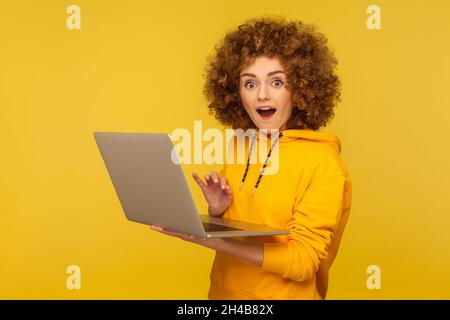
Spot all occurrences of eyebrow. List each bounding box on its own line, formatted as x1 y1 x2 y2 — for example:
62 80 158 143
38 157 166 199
239 70 285 78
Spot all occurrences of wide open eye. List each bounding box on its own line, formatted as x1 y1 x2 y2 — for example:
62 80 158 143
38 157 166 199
272 79 284 87
244 81 256 89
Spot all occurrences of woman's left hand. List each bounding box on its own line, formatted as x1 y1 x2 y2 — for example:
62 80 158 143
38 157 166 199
150 225 221 248
150 225 263 267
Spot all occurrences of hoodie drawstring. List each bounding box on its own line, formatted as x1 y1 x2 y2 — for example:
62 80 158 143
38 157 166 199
239 131 284 197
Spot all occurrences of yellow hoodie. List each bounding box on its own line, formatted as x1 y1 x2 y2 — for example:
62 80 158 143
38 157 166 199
208 129 352 300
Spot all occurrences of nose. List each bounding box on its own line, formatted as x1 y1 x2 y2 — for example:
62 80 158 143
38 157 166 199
257 84 270 101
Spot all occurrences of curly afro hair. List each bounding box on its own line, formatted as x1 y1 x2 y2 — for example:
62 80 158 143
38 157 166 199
203 16 342 131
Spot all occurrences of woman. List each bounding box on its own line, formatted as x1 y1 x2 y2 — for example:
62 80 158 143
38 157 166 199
151 17 352 300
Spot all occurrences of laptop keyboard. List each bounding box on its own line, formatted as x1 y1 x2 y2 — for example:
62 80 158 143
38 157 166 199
202 222 242 232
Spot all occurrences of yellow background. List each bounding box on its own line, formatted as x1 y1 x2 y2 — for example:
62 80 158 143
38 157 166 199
1 0 449 299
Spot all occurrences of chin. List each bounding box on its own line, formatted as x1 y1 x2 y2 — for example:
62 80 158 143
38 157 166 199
252 116 281 130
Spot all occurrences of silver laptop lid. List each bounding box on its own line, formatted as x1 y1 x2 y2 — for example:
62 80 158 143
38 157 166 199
94 132 206 237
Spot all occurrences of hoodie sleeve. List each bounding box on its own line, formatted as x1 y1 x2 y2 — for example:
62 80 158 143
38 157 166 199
261 173 347 282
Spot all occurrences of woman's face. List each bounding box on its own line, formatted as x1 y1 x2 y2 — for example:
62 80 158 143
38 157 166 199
239 56 293 130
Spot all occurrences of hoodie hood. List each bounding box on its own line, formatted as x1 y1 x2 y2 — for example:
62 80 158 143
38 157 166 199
255 129 342 153
280 129 342 153
238 128 342 196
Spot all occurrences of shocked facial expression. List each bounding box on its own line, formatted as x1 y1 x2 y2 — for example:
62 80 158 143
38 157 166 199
239 56 293 131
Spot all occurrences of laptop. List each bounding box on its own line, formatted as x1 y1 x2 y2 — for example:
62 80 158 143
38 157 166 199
93 132 289 238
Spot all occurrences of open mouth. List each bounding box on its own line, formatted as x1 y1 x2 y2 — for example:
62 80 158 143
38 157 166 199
256 106 277 120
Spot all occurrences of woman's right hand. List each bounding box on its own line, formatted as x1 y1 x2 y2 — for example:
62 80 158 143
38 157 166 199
192 170 233 217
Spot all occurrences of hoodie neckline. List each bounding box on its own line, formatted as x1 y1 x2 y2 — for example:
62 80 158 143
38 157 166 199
251 128 341 153
280 129 341 153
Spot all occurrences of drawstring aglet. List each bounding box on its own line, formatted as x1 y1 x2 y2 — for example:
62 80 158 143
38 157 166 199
239 181 244 191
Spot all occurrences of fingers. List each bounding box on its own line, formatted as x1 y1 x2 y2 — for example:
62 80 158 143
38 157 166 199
150 225 164 232
150 225 196 240
204 175 213 185
192 172 207 190
219 176 229 190
210 171 219 184
194 170 231 192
